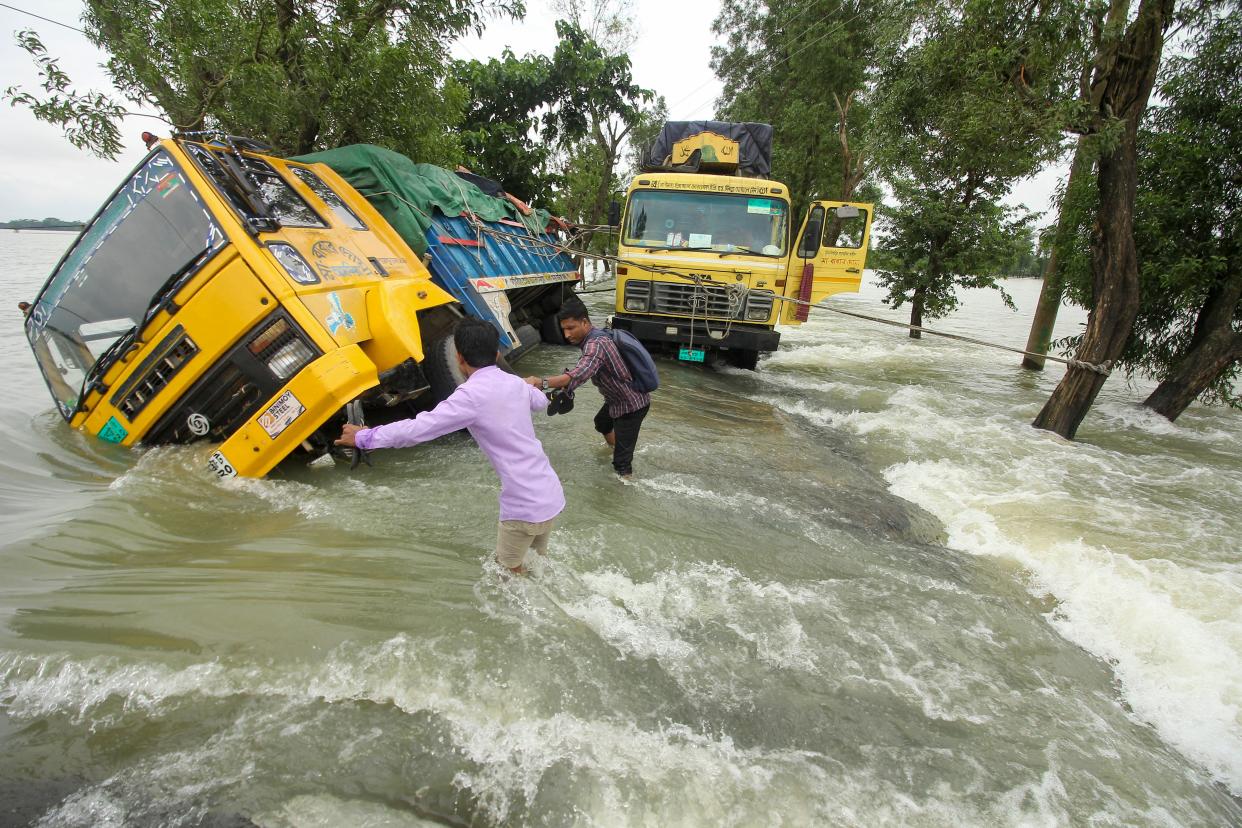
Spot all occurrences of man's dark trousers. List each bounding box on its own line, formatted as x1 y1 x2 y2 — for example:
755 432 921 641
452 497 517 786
593 404 650 476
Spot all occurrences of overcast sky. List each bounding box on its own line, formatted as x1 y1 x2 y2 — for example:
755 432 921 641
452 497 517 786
0 0 1060 224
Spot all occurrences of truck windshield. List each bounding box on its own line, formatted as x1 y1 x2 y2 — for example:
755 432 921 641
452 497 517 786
623 190 788 256
25 150 226 419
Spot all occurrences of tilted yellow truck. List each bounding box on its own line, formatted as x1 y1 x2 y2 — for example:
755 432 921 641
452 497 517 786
21 132 576 479
611 121 873 369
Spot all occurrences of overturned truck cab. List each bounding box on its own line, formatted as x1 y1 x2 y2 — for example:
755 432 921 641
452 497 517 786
23 134 575 478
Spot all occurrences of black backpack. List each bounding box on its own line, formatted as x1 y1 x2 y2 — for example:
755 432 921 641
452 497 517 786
589 327 659 393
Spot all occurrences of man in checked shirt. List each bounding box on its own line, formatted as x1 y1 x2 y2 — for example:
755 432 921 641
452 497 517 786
526 300 651 479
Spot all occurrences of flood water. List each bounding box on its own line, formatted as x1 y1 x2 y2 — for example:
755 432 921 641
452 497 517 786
2 228 1240 826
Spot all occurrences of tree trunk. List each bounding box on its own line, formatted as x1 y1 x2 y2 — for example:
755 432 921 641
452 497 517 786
1022 135 1090 370
909 285 926 339
1143 331 1242 420
1032 0 1174 439
1143 271 1242 420
1021 247 1062 370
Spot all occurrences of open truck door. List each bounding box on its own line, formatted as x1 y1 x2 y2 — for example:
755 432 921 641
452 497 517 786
782 201 872 324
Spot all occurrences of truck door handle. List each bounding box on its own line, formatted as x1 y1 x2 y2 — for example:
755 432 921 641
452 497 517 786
845 268 860 273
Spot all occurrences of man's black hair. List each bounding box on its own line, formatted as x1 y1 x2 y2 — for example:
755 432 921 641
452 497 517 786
557 300 591 323
453 318 499 368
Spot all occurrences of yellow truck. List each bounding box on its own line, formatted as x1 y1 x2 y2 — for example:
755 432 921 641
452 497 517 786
22 132 574 479
611 121 872 368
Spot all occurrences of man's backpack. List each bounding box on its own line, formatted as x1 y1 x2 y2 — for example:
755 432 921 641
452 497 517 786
591 327 660 393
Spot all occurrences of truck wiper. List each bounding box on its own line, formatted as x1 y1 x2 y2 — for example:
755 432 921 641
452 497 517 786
74 324 139 414
216 146 273 220
716 247 757 257
71 246 213 415
142 246 214 327
639 245 717 253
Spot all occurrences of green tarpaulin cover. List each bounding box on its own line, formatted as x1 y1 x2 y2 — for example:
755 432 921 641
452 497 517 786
292 144 553 256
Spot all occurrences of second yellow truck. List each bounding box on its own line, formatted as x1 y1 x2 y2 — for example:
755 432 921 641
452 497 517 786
611 121 873 369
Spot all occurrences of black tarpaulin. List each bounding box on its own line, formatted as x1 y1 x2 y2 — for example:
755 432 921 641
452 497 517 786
642 121 774 178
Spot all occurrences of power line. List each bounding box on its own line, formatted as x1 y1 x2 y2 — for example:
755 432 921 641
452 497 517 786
677 5 864 120
664 0 828 115
0 2 87 35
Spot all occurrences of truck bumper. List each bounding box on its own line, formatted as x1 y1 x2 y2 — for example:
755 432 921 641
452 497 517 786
611 315 781 353
207 344 379 479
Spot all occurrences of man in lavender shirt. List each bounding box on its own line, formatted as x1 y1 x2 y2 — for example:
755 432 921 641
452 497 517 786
336 318 565 574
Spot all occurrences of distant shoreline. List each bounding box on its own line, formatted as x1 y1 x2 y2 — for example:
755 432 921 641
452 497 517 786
0 226 83 232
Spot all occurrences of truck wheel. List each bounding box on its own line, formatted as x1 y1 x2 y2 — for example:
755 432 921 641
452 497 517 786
540 312 566 345
725 348 760 371
427 334 466 402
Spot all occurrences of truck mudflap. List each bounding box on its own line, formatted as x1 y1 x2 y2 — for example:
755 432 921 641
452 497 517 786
207 344 379 479
611 315 781 354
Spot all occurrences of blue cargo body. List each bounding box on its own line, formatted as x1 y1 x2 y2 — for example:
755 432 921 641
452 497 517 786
424 214 580 356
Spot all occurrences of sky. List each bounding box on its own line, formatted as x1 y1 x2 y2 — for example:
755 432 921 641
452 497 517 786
0 0 1061 224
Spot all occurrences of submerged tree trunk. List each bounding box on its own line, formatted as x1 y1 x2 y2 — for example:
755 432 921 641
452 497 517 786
909 285 926 339
1032 0 1174 439
1144 332 1242 419
1022 136 1091 370
1022 247 1063 369
1143 272 1242 420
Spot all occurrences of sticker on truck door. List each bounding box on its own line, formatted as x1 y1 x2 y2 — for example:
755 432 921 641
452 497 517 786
257 390 305 439
207 450 237 478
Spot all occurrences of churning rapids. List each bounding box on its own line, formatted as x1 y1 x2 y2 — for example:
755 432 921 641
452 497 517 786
1 229 1240 826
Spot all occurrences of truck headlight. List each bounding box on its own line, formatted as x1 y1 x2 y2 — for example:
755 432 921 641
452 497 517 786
624 283 650 311
746 305 769 321
248 317 316 379
268 242 319 285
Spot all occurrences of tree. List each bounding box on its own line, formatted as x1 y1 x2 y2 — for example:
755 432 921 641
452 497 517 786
6 0 520 163
1031 0 1178 437
1020 135 1092 369
544 20 651 229
1135 6 1242 418
1052 3 1241 419
454 50 557 202
870 0 1088 337
711 0 886 218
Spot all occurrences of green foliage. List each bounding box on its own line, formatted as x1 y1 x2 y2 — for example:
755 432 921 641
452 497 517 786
454 18 653 217
454 50 557 202
8 0 520 162
4 30 127 159
1055 3 1242 407
711 0 889 217
870 0 1090 322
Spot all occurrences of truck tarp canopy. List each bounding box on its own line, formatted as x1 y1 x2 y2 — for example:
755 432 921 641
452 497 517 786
642 121 773 178
292 144 554 256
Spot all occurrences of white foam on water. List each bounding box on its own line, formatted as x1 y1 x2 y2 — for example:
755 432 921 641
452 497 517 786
0 635 1169 827
566 562 824 676
0 653 238 724
878 441 1242 794
33 788 128 828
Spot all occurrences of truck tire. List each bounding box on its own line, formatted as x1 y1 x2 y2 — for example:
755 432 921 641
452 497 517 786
725 348 760 371
540 312 566 345
426 334 466 403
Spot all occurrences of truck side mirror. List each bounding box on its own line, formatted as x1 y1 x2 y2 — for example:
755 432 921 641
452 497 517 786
607 201 622 228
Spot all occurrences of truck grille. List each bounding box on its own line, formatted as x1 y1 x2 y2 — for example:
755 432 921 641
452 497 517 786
652 282 745 318
112 326 199 421
143 312 318 445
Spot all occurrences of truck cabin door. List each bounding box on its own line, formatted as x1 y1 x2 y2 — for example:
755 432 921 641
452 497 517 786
782 201 873 324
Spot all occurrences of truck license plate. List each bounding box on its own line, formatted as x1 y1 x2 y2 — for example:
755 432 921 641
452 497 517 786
678 347 706 363
207 450 237 479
